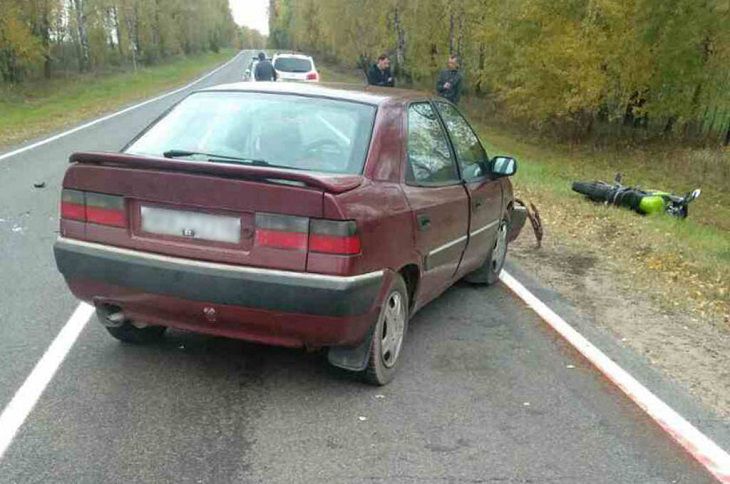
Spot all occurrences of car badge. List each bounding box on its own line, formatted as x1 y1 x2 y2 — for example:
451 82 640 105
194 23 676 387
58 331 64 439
182 228 196 238
203 307 217 323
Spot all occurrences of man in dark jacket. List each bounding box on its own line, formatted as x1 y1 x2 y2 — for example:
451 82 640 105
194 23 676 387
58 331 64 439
254 52 276 81
367 54 394 87
436 55 463 104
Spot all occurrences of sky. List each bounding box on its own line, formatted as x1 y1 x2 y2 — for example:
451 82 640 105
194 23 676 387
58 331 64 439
229 0 269 36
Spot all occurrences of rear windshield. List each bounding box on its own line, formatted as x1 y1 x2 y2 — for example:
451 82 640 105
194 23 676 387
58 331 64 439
126 92 376 174
274 57 313 73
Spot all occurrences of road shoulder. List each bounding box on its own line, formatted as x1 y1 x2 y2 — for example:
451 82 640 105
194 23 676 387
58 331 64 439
504 251 730 450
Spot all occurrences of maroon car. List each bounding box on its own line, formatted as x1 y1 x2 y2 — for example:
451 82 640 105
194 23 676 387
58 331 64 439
54 82 525 384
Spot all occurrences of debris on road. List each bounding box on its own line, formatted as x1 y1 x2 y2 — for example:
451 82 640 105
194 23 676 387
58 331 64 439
515 198 543 248
375 394 385 399
33 182 46 189
566 364 576 369
358 416 368 421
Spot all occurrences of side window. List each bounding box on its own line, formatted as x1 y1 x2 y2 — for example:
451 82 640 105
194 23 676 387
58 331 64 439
435 101 489 181
406 103 459 185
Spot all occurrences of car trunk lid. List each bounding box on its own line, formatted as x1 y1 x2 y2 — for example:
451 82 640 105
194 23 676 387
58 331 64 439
61 152 364 272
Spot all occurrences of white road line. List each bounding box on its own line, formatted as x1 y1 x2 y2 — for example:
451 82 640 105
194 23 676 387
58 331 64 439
0 52 242 461
0 51 242 162
500 270 730 483
0 303 94 460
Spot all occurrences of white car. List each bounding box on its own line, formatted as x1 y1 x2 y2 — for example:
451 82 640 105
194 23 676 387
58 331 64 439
272 53 319 82
243 58 260 82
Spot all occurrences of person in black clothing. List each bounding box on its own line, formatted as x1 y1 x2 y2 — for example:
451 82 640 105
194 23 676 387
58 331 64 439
254 52 276 81
436 55 463 104
367 54 394 87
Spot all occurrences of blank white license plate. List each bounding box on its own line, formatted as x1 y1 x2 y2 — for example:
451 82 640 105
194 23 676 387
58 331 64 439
140 206 241 244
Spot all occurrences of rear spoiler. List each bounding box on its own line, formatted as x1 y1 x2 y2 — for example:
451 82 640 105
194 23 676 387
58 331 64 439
69 152 364 194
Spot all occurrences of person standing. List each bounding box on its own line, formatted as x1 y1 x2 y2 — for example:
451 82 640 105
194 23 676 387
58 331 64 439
436 55 463 104
367 54 395 87
254 52 277 81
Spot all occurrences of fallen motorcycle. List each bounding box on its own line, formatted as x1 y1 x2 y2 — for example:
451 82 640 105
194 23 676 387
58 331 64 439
571 174 701 218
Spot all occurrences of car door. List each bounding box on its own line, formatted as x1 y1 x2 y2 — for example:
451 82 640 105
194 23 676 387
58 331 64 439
400 102 469 301
433 100 502 276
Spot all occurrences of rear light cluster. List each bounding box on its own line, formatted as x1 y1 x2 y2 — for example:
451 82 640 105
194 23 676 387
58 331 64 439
61 189 126 227
60 191 359 256
255 213 360 255
306 72 319 81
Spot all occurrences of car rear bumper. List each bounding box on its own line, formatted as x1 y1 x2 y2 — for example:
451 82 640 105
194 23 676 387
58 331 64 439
54 237 386 347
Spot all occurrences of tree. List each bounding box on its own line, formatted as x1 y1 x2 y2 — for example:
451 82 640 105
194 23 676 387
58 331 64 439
271 0 729 143
70 0 90 71
1 0 238 83
0 0 44 82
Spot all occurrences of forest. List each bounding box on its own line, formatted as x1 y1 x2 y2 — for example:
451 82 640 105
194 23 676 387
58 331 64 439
270 0 730 144
0 0 245 82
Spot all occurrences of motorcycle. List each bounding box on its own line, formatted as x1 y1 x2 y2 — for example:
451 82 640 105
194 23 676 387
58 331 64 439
571 174 701 218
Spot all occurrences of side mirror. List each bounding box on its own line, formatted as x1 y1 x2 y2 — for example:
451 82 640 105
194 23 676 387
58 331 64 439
490 156 517 177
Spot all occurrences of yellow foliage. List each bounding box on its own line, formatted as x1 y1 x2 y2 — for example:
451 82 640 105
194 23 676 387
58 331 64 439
274 0 730 138
0 3 43 81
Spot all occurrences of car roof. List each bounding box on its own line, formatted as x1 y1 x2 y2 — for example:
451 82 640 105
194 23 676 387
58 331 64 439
198 82 431 106
273 53 312 60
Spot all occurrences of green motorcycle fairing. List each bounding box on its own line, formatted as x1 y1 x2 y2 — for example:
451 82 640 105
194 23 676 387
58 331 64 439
638 190 670 215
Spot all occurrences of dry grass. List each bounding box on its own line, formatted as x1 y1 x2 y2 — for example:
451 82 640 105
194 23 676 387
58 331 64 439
479 125 729 324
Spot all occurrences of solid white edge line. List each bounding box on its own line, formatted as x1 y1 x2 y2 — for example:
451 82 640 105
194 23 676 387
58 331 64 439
0 303 94 460
0 52 243 462
499 270 730 483
0 50 242 162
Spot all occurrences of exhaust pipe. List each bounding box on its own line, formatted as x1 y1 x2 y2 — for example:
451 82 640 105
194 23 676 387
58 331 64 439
96 303 126 328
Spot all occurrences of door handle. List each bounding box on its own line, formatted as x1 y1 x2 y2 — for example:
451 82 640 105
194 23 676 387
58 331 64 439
417 214 431 231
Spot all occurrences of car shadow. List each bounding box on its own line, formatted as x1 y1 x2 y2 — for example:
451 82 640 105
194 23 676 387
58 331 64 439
95 281 508 390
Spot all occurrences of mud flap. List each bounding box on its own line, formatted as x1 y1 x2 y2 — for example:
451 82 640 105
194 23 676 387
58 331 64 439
327 325 375 372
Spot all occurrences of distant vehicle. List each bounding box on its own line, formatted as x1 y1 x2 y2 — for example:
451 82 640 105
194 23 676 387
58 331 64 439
243 59 257 81
54 82 525 385
273 53 319 82
243 56 266 82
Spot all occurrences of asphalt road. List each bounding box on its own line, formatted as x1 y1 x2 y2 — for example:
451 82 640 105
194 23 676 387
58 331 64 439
0 50 717 483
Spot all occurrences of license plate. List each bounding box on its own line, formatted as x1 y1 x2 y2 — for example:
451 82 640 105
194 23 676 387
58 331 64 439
140 206 241 244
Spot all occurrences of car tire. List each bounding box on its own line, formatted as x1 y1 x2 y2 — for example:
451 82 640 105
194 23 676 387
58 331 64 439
104 320 166 345
463 216 510 285
363 274 409 386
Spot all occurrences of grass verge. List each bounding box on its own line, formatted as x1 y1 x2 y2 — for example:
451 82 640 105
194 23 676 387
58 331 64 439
0 49 237 149
319 62 729 323
479 124 729 322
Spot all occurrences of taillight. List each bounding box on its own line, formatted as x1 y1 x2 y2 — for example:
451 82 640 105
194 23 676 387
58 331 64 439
61 189 85 221
254 214 361 255
306 72 318 81
255 213 308 251
60 189 126 227
86 193 126 227
309 219 360 255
